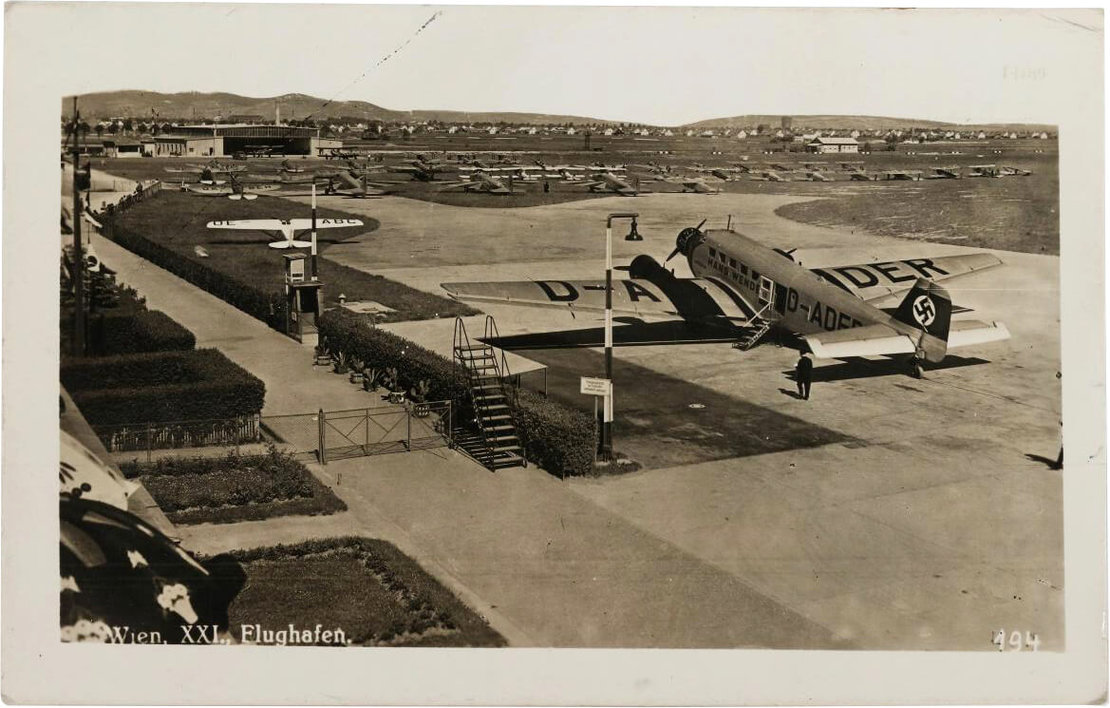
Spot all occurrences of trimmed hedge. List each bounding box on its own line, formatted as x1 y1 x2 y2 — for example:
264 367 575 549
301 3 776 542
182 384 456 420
318 307 469 409
318 308 597 477
61 349 265 426
87 309 196 356
105 220 287 330
511 388 597 478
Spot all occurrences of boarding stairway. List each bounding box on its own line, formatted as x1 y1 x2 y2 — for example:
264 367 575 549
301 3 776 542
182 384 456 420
732 304 777 351
453 317 527 471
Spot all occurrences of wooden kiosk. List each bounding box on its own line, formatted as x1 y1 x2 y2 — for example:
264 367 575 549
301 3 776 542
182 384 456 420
283 253 322 344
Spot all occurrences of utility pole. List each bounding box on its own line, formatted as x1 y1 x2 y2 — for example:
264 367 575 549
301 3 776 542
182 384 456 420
71 96 85 356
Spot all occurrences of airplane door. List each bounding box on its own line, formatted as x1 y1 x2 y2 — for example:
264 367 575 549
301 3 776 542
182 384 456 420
757 276 775 309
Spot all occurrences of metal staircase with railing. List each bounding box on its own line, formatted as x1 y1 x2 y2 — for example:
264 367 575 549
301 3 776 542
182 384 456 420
733 303 778 351
453 316 526 470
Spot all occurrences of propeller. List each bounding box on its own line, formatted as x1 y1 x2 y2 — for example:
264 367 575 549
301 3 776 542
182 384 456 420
773 247 797 261
665 219 707 263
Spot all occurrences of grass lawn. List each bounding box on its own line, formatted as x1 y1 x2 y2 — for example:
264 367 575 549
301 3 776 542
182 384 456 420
224 537 506 647
120 448 346 525
111 189 477 321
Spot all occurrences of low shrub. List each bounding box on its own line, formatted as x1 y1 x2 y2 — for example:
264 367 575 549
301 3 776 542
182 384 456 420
121 448 346 525
87 310 196 356
61 349 264 425
511 388 597 477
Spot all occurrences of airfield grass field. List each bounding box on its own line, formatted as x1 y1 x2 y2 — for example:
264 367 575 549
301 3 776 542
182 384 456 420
110 190 477 321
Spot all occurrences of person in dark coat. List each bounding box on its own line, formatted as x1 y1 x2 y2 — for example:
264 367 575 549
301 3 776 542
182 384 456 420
795 351 814 400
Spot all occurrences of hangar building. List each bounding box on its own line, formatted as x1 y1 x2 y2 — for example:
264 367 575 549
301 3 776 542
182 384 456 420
151 124 337 157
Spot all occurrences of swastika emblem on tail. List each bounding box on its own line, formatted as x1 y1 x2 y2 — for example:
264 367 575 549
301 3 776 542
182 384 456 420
913 295 936 327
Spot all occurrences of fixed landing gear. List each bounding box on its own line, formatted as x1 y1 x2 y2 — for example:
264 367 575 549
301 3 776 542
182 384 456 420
910 355 925 379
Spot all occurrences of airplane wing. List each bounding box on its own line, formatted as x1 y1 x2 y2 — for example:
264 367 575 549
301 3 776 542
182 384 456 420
207 219 288 231
810 252 1003 303
803 324 917 359
442 276 750 324
285 218 364 230
803 319 1010 359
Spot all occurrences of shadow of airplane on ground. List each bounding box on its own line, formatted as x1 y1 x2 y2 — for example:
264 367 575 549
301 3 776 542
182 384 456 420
782 355 991 383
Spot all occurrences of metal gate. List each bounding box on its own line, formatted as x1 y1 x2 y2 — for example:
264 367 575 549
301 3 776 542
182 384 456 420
319 401 453 463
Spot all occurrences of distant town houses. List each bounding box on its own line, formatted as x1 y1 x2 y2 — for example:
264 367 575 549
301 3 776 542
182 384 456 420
62 113 1058 148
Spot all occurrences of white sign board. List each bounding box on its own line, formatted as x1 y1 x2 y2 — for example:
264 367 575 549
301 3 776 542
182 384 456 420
580 376 611 396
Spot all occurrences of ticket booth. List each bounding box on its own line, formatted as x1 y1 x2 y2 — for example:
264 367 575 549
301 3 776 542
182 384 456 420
283 253 323 344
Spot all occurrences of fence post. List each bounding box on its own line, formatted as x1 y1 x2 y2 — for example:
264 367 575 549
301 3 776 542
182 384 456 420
447 401 454 449
406 403 412 451
234 416 241 457
318 408 327 465
146 422 153 463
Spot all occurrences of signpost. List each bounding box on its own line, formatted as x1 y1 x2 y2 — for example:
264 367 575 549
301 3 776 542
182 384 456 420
581 376 612 462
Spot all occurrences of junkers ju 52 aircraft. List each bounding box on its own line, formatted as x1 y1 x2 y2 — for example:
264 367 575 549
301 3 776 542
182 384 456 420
441 221 1010 376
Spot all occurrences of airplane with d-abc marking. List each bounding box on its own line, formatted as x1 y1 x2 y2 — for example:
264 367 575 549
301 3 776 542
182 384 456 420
206 216 364 248
441 221 1010 375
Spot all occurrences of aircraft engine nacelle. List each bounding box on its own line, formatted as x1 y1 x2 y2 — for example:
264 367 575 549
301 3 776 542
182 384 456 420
628 254 674 282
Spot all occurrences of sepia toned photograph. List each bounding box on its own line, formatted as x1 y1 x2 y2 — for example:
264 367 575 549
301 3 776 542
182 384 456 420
4 2 1106 704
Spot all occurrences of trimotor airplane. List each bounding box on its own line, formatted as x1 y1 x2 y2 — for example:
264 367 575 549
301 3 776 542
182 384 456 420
206 209 364 249
438 170 522 195
440 221 1010 376
1000 166 1032 176
803 170 832 182
847 168 876 181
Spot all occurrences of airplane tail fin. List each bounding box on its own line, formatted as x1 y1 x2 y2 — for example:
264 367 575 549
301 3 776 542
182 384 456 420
892 277 952 361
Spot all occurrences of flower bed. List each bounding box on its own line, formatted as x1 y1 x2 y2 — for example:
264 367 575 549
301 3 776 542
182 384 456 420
119 448 346 525
220 537 505 646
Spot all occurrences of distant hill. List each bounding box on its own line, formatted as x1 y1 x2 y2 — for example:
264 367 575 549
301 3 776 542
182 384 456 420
63 90 612 126
687 114 1056 133
62 91 1055 132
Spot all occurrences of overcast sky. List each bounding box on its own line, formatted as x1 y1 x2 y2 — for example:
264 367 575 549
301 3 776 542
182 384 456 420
34 4 1104 126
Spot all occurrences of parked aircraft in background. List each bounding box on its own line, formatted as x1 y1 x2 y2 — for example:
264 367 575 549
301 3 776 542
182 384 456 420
441 221 1009 377
569 172 646 196
323 170 392 198
664 176 721 194
438 170 522 195
928 167 962 179
388 157 447 181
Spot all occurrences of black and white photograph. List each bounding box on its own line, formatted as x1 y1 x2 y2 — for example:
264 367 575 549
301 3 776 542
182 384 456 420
3 3 1106 704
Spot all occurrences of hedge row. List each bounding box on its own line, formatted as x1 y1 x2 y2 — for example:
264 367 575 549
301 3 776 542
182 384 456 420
318 308 597 477
86 309 197 356
318 307 470 408
104 220 287 330
61 349 265 426
511 389 597 478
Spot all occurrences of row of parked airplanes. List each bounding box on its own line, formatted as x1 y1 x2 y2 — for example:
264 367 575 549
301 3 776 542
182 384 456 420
164 155 1033 200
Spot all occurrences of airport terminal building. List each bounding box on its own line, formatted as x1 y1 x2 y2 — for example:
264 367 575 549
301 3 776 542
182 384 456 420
151 124 340 157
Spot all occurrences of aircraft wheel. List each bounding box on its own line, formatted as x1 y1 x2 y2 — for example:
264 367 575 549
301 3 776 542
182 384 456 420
911 360 924 379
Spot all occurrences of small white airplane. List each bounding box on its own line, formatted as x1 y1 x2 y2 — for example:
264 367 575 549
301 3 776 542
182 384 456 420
441 221 1010 376
663 176 722 194
438 170 523 195
206 216 364 248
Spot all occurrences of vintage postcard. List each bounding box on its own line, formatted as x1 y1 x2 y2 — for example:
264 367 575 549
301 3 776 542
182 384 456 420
3 2 1105 704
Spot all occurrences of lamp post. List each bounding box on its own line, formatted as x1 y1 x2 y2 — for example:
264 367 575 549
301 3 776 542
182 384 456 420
600 212 640 460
